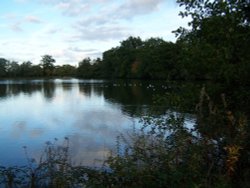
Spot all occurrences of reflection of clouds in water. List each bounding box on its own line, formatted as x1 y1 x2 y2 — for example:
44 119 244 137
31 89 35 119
74 110 130 132
68 133 111 167
29 128 45 138
11 121 27 138
69 109 132 166
11 121 45 139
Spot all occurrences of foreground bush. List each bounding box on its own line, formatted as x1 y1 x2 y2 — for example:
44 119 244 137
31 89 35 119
92 87 249 188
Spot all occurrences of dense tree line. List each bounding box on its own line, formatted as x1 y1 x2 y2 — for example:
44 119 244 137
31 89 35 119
0 55 77 78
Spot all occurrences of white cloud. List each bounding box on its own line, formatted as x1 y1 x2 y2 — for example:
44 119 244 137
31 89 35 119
72 24 131 41
68 47 97 53
75 0 164 27
3 14 43 33
45 27 61 34
10 23 23 32
25 15 42 23
56 1 90 16
118 0 164 17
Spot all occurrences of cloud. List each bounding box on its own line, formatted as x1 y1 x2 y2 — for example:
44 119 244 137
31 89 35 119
72 24 131 41
5 14 42 32
2 13 17 20
68 47 97 53
37 0 164 25
48 48 87 64
45 27 61 34
2 14 22 32
37 0 96 16
118 0 164 18
25 15 42 24
56 1 90 16
10 23 23 32
85 51 102 58
28 0 166 43
74 0 164 28
67 47 102 59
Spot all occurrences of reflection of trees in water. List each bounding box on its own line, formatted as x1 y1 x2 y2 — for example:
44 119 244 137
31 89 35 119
42 82 55 101
91 85 103 97
0 85 7 99
62 83 73 91
0 80 57 101
102 81 166 116
10 84 42 96
78 84 92 97
76 80 169 117
78 83 104 98
0 83 43 98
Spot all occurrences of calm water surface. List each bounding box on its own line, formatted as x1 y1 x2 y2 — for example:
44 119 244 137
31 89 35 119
0 78 172 166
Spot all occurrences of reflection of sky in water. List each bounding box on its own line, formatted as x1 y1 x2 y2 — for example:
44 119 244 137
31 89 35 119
0 80 135 166
0 79 196 167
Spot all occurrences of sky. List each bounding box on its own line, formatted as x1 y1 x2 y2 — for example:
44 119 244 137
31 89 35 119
0 0 190 66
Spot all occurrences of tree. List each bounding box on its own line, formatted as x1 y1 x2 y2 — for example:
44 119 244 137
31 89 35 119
102 47 120 78
6 61 20 77
31 65 43 77
0 58 8 77
54 64 76 77
77 57 93 78
136 38 178 79
175 0 250 83
41 55 56 76
120 36 143 49
19 61 33 77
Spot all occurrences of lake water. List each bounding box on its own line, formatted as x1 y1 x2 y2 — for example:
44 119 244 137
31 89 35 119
0 78 174 167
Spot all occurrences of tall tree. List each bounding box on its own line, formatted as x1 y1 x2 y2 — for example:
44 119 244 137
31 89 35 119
77 57 93 78
41 55 56 76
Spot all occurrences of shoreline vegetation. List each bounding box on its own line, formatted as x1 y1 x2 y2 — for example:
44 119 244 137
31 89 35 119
0 0 249 187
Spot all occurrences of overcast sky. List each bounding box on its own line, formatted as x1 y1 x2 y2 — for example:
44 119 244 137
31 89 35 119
0 0 189 65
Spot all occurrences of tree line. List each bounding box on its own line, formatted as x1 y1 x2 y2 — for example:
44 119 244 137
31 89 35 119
1 0 249 86
0 55 76 78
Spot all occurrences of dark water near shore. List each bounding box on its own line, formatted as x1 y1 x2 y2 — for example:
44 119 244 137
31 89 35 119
0 78 195 167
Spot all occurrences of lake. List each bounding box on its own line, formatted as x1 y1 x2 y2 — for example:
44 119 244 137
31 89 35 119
0 78 179 167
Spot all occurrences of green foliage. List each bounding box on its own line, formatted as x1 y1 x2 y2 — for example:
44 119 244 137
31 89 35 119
91 87 249 188
101 37 181 79
54 64 76 77
77 58 93 78
41 55 56 77
0 58 8 77
175 0 250 84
